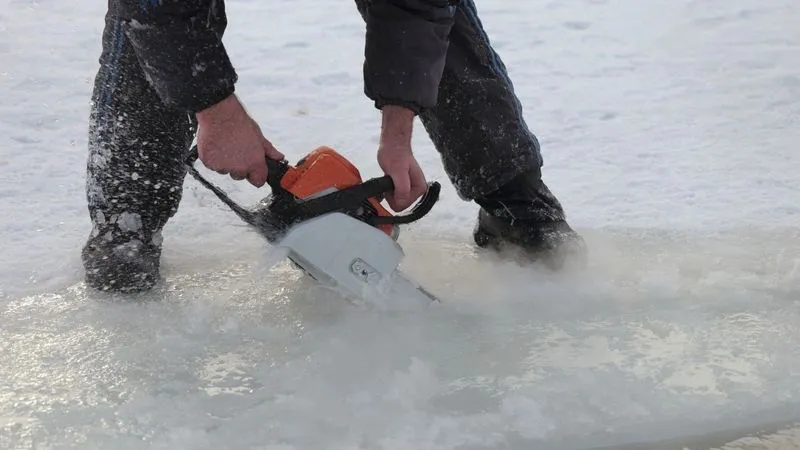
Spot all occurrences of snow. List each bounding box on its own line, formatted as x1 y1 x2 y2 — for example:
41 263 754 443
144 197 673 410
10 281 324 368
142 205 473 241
1 0 799 448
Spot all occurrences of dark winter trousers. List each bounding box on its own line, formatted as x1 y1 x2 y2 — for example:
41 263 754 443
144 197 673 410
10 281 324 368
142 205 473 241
85 0 563 258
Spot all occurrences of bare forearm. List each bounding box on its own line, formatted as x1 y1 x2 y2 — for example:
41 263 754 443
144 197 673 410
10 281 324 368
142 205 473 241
380 105 416 150
376 105 428 212
195 94 241 127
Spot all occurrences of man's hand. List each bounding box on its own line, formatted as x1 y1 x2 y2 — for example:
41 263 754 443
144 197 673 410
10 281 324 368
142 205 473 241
195 94 284 187
378 105 427 212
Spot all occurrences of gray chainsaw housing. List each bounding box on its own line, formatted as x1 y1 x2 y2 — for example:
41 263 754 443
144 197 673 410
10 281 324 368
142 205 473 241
273 212 438 305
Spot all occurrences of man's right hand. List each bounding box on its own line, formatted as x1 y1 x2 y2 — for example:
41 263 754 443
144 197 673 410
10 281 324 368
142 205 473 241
195 94 284 187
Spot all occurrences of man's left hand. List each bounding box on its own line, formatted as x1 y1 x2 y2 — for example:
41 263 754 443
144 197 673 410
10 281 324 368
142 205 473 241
378 142 427 212
377 105 427 211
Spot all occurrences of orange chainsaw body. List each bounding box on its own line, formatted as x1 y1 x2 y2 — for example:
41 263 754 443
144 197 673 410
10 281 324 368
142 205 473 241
278 146 396 237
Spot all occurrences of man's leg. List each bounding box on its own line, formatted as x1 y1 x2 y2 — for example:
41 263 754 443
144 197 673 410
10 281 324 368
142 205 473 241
354 0 586 269
420 0 586 269
82 5 196 293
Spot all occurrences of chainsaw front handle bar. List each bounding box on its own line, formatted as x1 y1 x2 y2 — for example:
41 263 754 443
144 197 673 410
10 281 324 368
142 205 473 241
367 177 441 225
277 171 440 225
184 145 440 226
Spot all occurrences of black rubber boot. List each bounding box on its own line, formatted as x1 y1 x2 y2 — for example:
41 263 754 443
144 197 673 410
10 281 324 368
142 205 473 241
82 226 162 293
472 167 587 270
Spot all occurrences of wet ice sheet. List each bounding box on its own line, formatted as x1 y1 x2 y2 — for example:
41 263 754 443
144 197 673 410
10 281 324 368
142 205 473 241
2 228 800 449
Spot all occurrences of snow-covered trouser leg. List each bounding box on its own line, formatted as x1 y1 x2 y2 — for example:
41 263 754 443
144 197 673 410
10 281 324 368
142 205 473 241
82 8 196 292
355 0 587 269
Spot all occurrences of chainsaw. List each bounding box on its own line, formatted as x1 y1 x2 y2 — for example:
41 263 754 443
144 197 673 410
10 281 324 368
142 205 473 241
184 144 442 305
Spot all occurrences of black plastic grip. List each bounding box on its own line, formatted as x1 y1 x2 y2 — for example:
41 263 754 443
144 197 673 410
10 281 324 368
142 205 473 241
265 157 290 192
368 181 441 225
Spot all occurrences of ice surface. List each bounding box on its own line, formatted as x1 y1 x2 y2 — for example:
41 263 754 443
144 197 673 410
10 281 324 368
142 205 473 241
1 0 799 449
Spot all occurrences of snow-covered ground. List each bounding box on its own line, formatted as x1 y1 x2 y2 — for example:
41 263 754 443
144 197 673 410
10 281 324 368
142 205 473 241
1 0 799 448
